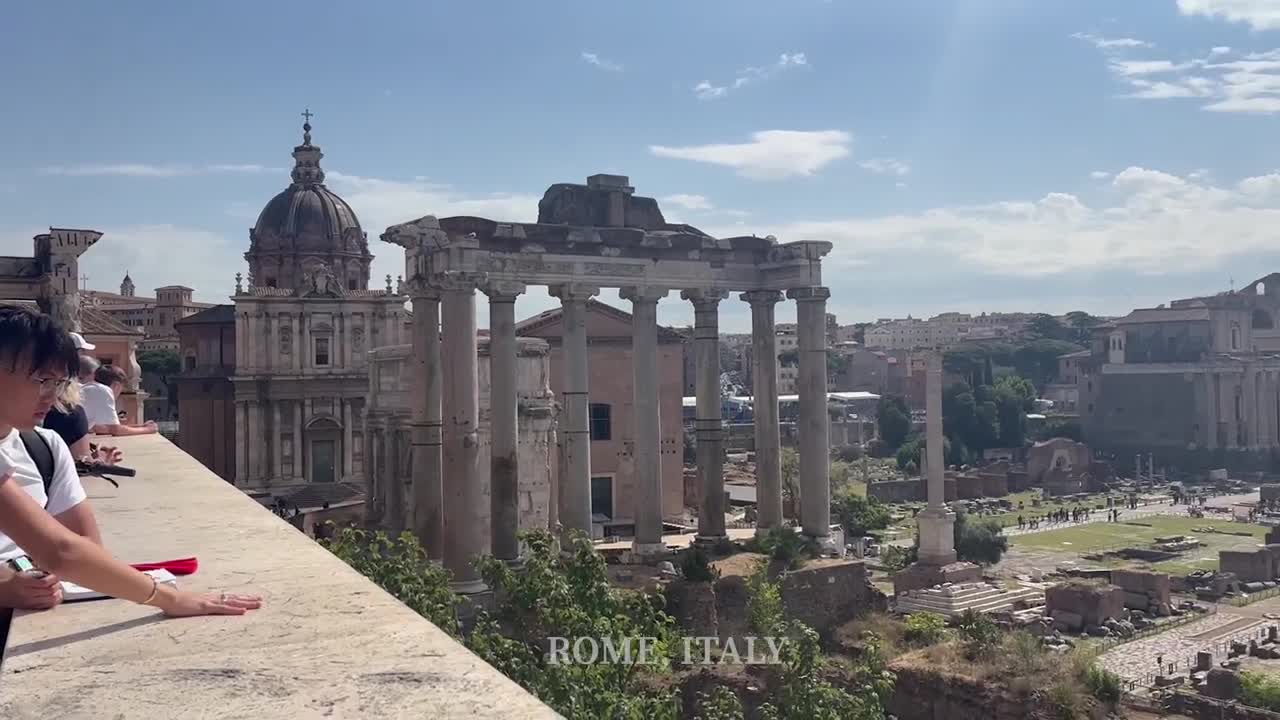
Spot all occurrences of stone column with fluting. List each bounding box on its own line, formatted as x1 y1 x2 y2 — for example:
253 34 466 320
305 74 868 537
440 273 488 593
621 286 668 556
410 289 444 560
549 283 599 540
742 290 783 533
683 289 729 544
788 286 832 542
916 350 957 565
485 280 525 564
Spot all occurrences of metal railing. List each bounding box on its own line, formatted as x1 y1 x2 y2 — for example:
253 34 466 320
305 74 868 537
1225 585 1280 607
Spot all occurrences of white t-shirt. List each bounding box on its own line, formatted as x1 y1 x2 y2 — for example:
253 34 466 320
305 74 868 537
82 382 119 427
0 427 88 560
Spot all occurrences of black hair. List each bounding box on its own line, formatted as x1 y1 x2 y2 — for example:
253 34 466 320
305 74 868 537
0 304 79 378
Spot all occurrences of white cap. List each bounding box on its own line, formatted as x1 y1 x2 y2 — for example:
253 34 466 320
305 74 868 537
69 332 96 351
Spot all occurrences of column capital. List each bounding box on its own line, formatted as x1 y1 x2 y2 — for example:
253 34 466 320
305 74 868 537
433 271 488 293
681 288 730 308
549 283 600 302
405 276 442 300
619 286 668 303
482 280 526 302
741 289 784 306
786 286 831 303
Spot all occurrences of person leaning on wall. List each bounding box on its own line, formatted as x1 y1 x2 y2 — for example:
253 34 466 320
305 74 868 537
0 304 260 618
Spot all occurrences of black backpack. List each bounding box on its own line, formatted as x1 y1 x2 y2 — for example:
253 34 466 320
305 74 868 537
18 430 54 499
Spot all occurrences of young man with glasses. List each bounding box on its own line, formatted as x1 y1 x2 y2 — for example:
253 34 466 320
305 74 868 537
0 305 260 616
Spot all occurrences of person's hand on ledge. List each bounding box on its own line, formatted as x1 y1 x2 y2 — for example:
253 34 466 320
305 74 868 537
0 569 62 610
94 445 123 465
150 584 262 618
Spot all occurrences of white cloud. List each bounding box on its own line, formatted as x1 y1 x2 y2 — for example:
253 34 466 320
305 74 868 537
1177 0 1280 30
1072 32 1152 49
580 51 622 72
693 81 727 100
661 194 714 211
1081 39 1280 113
858 158 911 176
709 166 1280 279
39 163 279 177
693 52 809 100
1090 170 1111 179
649 130 852 180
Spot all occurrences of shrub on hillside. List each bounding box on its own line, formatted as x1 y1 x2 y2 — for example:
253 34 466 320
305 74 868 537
902 612 947 646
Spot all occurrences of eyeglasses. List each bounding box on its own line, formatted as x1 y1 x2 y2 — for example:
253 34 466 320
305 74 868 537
32 377 71 398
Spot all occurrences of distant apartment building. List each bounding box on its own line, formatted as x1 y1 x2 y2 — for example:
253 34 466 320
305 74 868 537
863 310 1034 351
84 275 214 352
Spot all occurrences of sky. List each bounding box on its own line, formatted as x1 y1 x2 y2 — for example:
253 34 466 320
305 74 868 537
6 0 1280 331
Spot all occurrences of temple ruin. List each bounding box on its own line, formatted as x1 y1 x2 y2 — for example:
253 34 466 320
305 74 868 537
381 174 834 592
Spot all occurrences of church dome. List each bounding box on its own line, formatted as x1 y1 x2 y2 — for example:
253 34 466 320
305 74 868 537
245 114 373 292
253 181 362 251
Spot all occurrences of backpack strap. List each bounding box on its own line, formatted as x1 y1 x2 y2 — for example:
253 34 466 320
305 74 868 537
18 430 54 499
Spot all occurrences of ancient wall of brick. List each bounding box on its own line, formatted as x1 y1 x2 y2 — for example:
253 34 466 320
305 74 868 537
1167 691 1280 720
1045 582 1124 630
867 478 923 504
779 560 885 633
1112 569 1171 613
1220 549 1276 583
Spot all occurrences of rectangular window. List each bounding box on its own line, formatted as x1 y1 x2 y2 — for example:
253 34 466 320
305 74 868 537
591 476 613 519
589 403 612 441
314 337 331 366
184 356 196 371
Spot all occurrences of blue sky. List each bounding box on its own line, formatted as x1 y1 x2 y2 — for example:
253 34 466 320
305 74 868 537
5 0 1280 330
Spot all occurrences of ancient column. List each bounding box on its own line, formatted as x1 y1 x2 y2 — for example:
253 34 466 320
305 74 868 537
916 350 957 565
272 402 283 482
343 399 355 480
410 290 444 561
301 312 311 371
234 400 247 485
246 399 261 486
294 401 304 482
386 414 404 535
742 290 783 533
440 273 487 592
683 289 729 544
1208 372 1221 450
550 283 599 540
622 286 668 556
1246 369 1258 449
485 281 525 564
788 286 832 542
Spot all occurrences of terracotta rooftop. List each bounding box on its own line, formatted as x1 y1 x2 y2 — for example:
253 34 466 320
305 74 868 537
80 306 143 336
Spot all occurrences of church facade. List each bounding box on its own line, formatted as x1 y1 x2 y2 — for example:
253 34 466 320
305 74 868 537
179 118 405 498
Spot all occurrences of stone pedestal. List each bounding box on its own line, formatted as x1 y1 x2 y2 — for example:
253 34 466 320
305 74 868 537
892 561 982 595
916 506 957 567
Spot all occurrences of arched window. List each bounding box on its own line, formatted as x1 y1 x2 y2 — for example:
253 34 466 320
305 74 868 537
1258 282 1267 296
1231 323 1242 350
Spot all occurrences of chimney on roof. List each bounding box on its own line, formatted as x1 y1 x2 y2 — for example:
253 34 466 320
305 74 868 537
587 174 634 227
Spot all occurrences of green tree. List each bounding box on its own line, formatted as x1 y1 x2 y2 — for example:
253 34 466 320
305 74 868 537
470 531 683 719
323 528 459 636
1012 339 1083 388
895 434 922 471
1027 314 1071 342
1034 419 1083 442
876 396 911 452
781 448 800 507
991 376 1035 448
1064 311 1102 344
138 348 182 405
953 510 1008 565
832 490 891 538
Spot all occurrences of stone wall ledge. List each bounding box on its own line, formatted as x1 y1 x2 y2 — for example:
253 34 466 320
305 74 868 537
0 434 559 719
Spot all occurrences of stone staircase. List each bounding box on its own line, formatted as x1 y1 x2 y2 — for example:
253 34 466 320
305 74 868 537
895 582 1045 619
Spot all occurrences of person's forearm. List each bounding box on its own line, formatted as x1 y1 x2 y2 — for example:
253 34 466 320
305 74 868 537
69 436 92 460
0 480 154 603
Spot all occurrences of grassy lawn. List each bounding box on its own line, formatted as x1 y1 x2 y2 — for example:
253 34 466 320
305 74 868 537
1011 515 1267 574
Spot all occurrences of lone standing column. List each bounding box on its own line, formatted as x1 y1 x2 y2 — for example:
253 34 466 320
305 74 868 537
622 286 668 556
386 414 404 535
916 350 957 565
485 281 525 565
788 286 832 542
440 272 488 593
550 284 599 539
742 290 783 532
410 288 444 561
683 289 729 544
